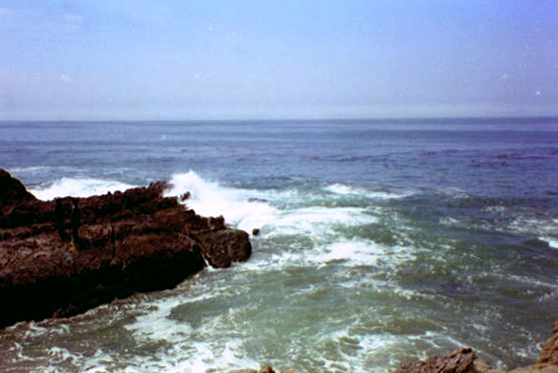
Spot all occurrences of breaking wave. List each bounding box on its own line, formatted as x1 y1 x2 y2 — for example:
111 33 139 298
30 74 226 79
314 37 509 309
30 178 135 201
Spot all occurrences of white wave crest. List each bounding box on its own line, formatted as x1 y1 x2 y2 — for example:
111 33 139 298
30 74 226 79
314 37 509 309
30 178 135 201
546 238 558 249
165 171 278 233
325 183 413 199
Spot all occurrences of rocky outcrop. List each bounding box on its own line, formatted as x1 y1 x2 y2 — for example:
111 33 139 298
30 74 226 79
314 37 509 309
0 169 37 207
0 170 251 329
394 321 558 373
538 321 558 367
394 348 491 373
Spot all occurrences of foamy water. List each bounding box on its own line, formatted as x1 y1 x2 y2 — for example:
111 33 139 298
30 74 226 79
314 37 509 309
30 178 135 201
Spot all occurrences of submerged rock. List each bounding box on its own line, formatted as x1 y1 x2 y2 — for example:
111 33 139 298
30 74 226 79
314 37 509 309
0 169 251 329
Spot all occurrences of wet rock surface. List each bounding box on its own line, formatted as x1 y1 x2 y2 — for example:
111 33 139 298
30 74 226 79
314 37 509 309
394 347 491 373
0 170 251 328
538 321 558 367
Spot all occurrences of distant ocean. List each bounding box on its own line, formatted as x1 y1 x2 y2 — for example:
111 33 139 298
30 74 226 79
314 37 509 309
1 118 558 372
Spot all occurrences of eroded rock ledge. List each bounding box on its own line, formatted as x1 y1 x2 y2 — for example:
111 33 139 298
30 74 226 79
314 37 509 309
0 169 251 329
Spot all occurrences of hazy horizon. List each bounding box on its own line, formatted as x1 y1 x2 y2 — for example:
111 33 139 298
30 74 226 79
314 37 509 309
1 1 557 121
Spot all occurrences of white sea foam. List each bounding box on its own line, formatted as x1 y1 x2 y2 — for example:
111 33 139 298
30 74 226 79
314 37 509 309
46 346 81 366
316 328 470 373
124 296 194 343
325 183 413 199
164 172 388 240
268 206 377 238
120 291 259 373
36 335 258 373
502 216 558 247
30 178 135 201
309 240 383 266
166 173 406 236
166 171 278 234
163 173 417 275
546 238 558 249
147 339 259 373
333 332 399 373
306 240 415 269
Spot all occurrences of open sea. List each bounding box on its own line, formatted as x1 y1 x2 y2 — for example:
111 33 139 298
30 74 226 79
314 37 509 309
1 117 558 373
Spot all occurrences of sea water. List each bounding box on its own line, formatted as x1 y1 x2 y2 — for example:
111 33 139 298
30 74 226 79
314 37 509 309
1 118 558 372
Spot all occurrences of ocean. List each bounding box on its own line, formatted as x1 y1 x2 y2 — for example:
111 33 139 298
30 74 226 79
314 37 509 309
1 118 558 372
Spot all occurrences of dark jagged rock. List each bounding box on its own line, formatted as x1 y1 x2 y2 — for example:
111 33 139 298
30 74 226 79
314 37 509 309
394 347 491 373
0 169 37 210
538 321 558 367
198 229 252 268
0 170 251 329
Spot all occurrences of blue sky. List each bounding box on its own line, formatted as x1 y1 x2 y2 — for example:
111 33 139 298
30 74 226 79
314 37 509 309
0 0 557 120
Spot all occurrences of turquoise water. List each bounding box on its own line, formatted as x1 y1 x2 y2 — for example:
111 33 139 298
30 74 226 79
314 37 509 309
1 118 558 372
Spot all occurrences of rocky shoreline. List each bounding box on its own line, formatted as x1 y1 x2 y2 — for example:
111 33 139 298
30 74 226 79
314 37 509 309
1 169 556 373
392 320 558 373
229 320 558 373
0 169 251 329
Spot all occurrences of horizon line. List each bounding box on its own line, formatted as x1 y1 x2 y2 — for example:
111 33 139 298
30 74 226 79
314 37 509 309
1 115 558 124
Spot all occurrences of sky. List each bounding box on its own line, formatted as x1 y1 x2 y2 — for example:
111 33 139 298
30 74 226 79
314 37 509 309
0 0 557 120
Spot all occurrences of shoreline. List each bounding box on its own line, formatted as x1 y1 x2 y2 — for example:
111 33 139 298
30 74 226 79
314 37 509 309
0 169 252 328
228 320 558 373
